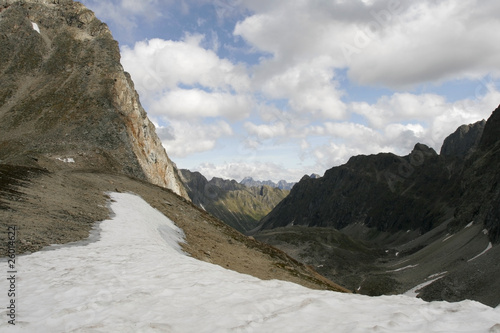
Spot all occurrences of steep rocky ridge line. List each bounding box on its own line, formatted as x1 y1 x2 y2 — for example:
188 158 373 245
440 120 486 158
0 0 188 198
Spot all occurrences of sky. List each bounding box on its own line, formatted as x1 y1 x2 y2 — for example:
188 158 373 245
80 0 500 182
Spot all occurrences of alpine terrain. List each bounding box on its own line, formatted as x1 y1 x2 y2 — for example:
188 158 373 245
254 110 500 307
0 0 343 295
0 0 499 331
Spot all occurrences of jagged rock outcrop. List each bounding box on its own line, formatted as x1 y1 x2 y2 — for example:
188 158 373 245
0 0 188 199
440 120 486 157
180 170 289 233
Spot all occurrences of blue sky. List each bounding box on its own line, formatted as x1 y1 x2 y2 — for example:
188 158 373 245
81 0 500 182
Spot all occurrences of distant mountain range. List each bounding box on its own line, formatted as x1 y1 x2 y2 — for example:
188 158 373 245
240 177 296 190
179 170 289 233
252 110 500 307
240 174 321 190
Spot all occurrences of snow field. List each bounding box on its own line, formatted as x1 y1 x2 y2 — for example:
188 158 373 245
1 192 499 332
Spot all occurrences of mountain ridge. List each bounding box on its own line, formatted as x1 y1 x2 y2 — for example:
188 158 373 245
253 108 500 306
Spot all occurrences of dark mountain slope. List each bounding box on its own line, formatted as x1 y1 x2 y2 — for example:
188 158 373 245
255 106 500 306
256 143 459 237
452 105 500 242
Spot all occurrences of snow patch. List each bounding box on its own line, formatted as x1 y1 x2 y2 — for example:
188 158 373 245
31 22 40 34
428 271 448 279
404 276 446 298
465 221 474 228
442 234 453 242
56 157 75 163
1 192 499 332
387 264 419 273
468 242 493 262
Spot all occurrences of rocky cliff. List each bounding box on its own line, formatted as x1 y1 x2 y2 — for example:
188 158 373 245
0 0 188 198
440 120 486 157
180 170 289 233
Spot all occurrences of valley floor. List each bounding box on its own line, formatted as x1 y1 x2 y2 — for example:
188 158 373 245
1 192 499 332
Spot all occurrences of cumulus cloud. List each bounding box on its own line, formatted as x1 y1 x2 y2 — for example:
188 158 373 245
159 120 233 157
236 0 500 89
120 34 253 122
121 35 250 97
243 122 287 140
149 89 253 120
351 87 500 150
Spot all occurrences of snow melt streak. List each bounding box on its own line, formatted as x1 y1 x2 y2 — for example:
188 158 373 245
1 193 499 333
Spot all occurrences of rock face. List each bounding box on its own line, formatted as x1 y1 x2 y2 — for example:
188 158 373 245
452 105 500 243
440 120 486 157
0 0 188 199
180 170 289 233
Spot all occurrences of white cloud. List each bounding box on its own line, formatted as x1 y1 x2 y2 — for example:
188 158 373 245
159 120 233 158
121 36 250 97
235 0 500 89
244 122 287 140
120 34 253 122
351 87 500 151
149 89 253 120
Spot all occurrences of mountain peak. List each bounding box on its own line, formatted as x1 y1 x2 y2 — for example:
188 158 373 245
440 119 486 157
0 0 188 198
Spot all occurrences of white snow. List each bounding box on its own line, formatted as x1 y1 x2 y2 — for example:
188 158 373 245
56 157 75 163
31 22 40 34
1 192 499 332
465 221 474 228
468 242 493 262
428 271 448 279
404 276 446 298
442 234 453 242
386 264 419 273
